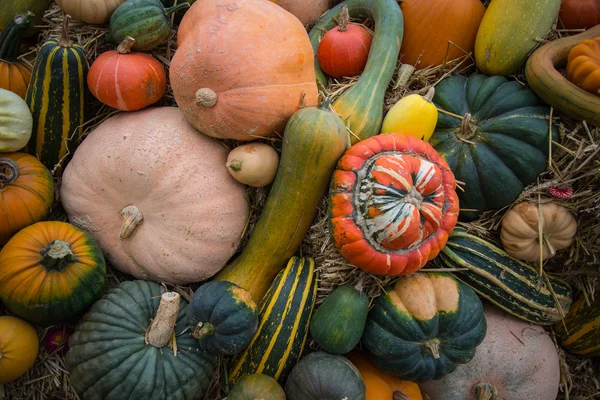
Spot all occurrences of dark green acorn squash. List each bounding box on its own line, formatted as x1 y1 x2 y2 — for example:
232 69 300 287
284 351 366 400
430 74 558 220
228 374 286 400
309 284 369 355
108 0 189 51
362 272 486 383
187 280 259 356
65 280 217 399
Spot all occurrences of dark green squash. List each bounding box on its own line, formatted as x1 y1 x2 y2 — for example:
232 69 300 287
25 16 88 176
309 284 369 355
160 0 194 23
0 12 34 99
309 0 403 143
187 280 259 356
0 0 53 36
65 280 217 399
430 74 558 220
108 0 190 51
362 272 486 383
284 351 366 400
228 374 286 400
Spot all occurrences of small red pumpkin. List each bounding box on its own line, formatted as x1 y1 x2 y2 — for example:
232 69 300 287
317 5 373 78
559 0 600 30
87 37 166 111
329 133 459 275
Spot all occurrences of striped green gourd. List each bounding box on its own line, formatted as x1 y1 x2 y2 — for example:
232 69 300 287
25 16 88 176
433 228 573 325
228 256 317 384
555 289 600 356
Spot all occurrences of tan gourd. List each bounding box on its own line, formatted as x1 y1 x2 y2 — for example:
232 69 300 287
226 143 279 188
56 0 126 24
270 0 330 26
501 201 577 262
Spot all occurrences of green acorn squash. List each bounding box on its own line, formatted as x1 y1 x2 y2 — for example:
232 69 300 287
228 374 286 400
555 287 600 356
362 272 486 382
430 74 558 220
187 280 259 356
66 280 217 399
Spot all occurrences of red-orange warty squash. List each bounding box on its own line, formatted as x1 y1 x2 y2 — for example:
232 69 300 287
328 133 459 275
87 37 166 111
60 107 249 285
566 37 600 95
0 152 54 246
171 0 318 140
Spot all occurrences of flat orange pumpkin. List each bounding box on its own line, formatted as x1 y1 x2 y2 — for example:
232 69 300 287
328 133 459 275
566 36 600 95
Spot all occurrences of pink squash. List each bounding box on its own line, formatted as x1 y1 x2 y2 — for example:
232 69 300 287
271 0 329 26
420 303 560 400
60 107 249 284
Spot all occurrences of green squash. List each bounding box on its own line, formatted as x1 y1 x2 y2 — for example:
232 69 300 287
284 351 366 400
108 0 190 51
187 280 259 356
430 74 558 220
362 272 486 383
66 280 217 399
0 0 53 36
228 374 286 400
160 0 194 23
309 284 369 355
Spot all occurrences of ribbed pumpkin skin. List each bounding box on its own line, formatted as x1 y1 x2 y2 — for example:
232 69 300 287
0 316 39 384
431 74 558 220
309 0 403 143
25 22 88 175
0 88 32 152
66 280 217 399
555 289 600 356
228 374 286 400
474 0 561 76
187 281 259 356
228 257 317 384
362 272 486 383
0 13 33 99
433 228 573 325
566 37 600 95
0 153 54 246
400 0 484 69
0 221 106 325
329 133 459 276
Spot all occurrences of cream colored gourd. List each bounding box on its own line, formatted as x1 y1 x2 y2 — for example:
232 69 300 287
381 87 438 142
226 143 280 188
0 88 32 152
60 107 249 285
270 0 329 26
56 0 126 24
500 201 577 262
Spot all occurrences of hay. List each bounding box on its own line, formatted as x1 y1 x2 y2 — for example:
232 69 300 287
2 4 599 400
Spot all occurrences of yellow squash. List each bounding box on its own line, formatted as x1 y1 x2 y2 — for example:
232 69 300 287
381 87 437 141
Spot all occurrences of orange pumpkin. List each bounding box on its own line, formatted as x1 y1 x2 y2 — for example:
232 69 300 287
0 13 34 99
400 0 485 69
171 0 318 140
0 316 39 384
347 351 423 400
0 152 54 246
566 37 600 95
87 37 166 111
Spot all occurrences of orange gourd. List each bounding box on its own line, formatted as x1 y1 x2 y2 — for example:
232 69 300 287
87 37 166 111
400 0 485 69
347 352 423 400
0 316 39 384
0 152 54 246
171 0 318 140
566 37 600 95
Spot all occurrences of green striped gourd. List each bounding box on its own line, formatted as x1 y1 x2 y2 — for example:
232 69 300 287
555 289 600 356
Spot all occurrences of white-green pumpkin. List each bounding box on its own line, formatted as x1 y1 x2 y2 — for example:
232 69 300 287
0 88 32 152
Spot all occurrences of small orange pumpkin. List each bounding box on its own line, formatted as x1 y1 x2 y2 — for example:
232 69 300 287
87 37 166 111
0 152 54 246
566 36 600 95
0 316 39 384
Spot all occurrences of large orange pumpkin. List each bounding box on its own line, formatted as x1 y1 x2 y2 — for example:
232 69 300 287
171 0 318 141
0 152 54 246
400 0 485 69
0 316 39 383
566 37 600 95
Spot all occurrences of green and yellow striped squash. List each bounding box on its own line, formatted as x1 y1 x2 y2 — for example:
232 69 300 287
25 17 88 176
433 228 573 325
228 256 318 384
555 289 600 356
309 0 403 143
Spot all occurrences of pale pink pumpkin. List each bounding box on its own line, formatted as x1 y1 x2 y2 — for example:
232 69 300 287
60 107 249 284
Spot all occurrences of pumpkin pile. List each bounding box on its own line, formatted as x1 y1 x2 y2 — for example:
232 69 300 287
0 0 599 399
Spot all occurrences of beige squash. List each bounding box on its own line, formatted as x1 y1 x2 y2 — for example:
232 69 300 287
60 107 249 285
500 201 577 262
271 0 330 26
56 0 126 24
0 88 32 152
226 143 280 187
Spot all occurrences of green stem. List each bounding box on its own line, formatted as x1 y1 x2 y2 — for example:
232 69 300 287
424 338 441 359
164 2 190 16
225 160 243 172
39 240 78 272
0 158 20 188
318 97 332 111
193 322 215 339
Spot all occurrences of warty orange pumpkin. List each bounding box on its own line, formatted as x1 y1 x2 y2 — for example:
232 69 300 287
567 36 600 95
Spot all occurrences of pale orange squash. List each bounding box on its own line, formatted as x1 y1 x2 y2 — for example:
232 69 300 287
270 0 330 26
0 316 39 384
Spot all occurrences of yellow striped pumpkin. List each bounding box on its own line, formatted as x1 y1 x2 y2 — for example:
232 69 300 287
555 290 600 356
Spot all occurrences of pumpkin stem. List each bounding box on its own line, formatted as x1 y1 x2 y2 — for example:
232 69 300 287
473 383 498 400
393 390 410 400
146 292 181 349
164 2 190 16
225 160 243 172
458 113 476 142
0 158 20 188
423 87 435 102
337 4 350 32
195 88 218 107
58 15 73 48
193 322 215 339
318 97 332 111
120 205 143 239
39 240 78 272
424 338 441 359
117 37 136 54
